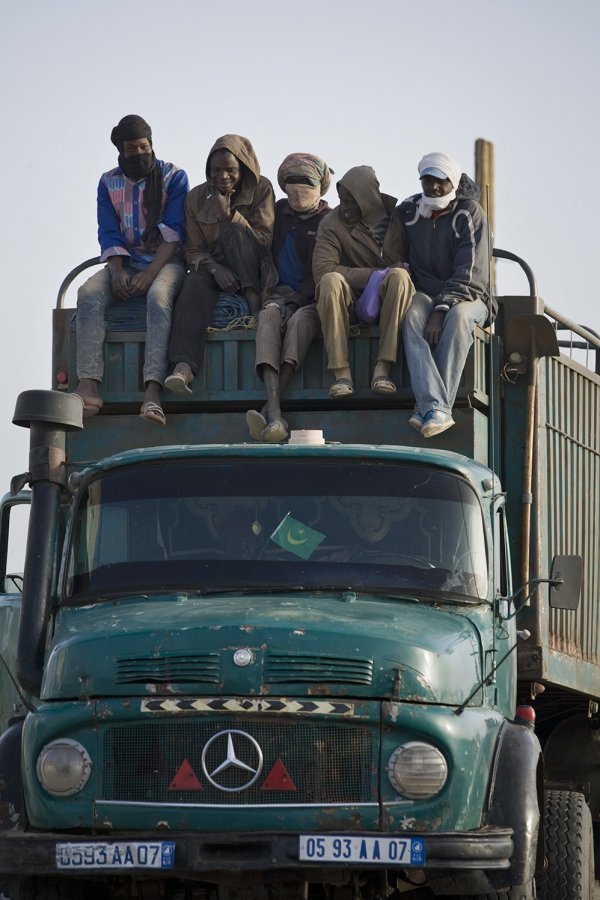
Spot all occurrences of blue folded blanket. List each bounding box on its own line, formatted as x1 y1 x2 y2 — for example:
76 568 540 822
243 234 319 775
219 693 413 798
70 293 251 331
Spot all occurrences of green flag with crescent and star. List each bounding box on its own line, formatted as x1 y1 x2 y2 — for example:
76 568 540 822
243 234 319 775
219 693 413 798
269 514 326 560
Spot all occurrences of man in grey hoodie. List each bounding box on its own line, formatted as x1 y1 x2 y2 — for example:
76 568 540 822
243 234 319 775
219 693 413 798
312 166 414 397
399 152 494 438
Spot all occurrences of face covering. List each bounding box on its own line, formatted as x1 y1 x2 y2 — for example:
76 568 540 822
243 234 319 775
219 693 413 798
119 153 155 182
285 184 321 214
416 190 457 219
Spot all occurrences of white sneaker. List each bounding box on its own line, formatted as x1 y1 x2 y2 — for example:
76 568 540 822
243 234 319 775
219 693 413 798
421 409 455 438
408 410 424 432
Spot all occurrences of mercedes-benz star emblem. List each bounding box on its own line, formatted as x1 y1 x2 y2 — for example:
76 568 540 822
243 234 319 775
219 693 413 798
201 730 264 792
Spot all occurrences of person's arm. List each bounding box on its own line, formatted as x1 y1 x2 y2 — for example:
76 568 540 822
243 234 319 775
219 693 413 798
97 179 131 298
158 167 189 243
128 239 179 297
230 178 275 249
97 178 129 261
183 190 214 272
128 167 188 297
433 203 491 309
424 203 491 348
312 216 375 292
106 256 131 299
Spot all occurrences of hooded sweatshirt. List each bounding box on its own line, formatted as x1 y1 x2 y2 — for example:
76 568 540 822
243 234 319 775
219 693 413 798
183 134 275 271
397 174 496 320
312 166 408 294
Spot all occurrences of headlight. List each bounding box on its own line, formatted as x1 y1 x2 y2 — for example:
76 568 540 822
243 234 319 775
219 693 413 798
387 741 448 798
36 739 92 796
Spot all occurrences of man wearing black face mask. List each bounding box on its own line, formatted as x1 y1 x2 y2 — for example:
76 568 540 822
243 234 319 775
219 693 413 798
73 114 189 425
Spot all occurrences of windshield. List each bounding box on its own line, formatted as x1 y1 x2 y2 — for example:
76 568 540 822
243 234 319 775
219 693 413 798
64 459 488 603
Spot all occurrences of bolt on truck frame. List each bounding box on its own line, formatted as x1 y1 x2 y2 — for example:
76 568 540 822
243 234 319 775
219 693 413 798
0 250 597 900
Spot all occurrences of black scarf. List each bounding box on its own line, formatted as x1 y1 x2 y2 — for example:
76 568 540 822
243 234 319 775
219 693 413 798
111 115 164 250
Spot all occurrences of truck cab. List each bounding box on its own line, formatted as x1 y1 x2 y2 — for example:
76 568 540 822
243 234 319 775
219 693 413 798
0 254 597 900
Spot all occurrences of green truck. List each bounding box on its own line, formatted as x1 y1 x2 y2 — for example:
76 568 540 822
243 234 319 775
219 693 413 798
0 250 597 900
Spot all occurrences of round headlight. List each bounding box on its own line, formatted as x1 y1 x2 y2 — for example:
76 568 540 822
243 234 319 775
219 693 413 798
37 739 92 796
387 741 447 799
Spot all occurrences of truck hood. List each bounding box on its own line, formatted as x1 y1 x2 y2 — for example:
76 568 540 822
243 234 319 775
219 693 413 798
43 593 485 706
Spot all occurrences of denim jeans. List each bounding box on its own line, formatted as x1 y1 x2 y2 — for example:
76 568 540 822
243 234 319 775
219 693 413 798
76 261 185 386
402 292 489 416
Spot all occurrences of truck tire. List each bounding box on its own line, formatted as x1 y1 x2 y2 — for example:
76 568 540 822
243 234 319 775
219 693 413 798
536 789 594 900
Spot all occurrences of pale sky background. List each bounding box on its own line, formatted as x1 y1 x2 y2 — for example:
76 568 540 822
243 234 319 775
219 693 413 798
1 0 598 518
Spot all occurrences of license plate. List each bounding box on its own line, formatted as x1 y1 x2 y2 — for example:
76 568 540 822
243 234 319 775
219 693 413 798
299 834 425 865
56 841 175 869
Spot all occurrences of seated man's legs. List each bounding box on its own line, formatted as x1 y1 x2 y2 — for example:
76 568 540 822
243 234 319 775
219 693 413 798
372 268 414 393
316 272 354 395
75 266 122 414
281 304 320 374
402 291 449 420
255 302 285 376
249 304 320 442
141 260 186 423
403 292 488 437
166 268 220 393
249 302 285 438
266 304 320 437
434 298 488 410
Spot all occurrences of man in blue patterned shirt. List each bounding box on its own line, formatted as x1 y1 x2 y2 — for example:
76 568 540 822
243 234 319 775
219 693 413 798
73 114 189 425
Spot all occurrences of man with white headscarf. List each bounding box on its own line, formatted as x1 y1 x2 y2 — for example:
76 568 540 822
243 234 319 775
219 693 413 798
398 152 494 438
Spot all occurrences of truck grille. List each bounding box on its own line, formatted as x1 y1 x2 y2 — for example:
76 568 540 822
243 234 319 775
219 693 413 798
264 652 373 686
115 654 220 684
103 719 373 805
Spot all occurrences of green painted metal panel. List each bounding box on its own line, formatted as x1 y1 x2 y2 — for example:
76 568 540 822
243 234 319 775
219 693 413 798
53 308 490 410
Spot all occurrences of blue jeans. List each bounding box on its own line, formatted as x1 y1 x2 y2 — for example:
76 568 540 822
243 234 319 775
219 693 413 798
76 261 185 386
402 292 489 416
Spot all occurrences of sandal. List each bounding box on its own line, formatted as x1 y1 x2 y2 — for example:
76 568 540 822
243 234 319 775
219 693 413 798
371 375 397 395
262 420 289 443
329 377 354 398
246 409 267 441
72 391 103 418
165 363 193 395
139 401 166 426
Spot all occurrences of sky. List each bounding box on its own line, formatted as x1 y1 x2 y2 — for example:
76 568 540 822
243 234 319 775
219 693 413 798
1 0 598 538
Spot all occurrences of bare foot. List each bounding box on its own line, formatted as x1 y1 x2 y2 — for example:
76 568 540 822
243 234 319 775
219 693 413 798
73 379 103 417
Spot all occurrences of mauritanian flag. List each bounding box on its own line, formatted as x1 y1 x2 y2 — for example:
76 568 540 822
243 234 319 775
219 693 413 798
269 514 326 560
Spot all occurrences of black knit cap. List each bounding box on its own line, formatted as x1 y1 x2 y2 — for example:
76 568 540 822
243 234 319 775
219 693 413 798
110 115 152 149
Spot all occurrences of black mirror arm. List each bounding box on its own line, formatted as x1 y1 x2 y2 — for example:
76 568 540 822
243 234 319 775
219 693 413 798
505 576 563 619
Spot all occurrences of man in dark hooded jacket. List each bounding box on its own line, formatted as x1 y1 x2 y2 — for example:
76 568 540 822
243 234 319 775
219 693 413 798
312 166 414 397
399 152 494 438
165 134 276 395
247 151 333 443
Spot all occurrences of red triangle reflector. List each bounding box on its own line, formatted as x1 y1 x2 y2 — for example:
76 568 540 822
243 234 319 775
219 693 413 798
168 758 203 791
261 759 297 791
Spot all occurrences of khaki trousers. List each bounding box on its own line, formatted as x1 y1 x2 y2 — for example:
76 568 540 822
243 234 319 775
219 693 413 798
316 268 414 370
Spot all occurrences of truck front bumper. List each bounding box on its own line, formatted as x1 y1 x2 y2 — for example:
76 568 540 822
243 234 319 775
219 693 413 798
0 828 513 877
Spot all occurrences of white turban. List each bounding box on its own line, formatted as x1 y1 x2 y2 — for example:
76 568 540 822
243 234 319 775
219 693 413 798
418 152 462 190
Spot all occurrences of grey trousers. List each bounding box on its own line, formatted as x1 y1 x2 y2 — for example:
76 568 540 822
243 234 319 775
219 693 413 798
76 261 185 386
255 304 320 374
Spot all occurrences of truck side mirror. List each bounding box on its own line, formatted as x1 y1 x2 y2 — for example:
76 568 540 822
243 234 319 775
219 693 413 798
548 555 583 611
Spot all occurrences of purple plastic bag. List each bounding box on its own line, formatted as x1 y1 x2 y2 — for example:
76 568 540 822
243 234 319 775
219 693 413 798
355 268 389 325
